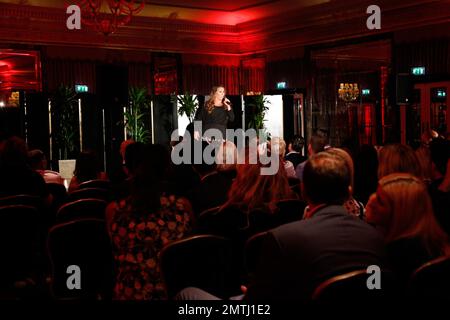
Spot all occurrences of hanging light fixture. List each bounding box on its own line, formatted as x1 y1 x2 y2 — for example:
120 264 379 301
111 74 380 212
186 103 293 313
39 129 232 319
77 0 145 36
338 83 360 102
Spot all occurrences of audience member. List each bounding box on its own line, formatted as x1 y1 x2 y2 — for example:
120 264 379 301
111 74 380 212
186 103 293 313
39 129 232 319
378 143 422 179
179 152 385 301
106 144 192 300
270 137 296 178
28 149 64 185
323 148 365 219
0 136 50 202
285 135 306 169
68 150 108 192
295 133 327 181
366 173 450 285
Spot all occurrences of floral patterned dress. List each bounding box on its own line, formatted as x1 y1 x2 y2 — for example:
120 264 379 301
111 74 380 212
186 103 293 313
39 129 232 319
109 194 192 300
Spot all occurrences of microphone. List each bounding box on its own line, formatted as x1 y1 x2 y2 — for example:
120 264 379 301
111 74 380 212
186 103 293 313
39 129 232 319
223 97 232 108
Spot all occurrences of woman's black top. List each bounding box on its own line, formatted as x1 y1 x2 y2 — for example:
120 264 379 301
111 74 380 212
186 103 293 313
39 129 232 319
195 105 234 139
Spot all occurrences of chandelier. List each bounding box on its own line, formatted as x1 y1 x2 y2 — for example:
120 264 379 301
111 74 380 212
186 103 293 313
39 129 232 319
78 0 145 36
338 83 360 102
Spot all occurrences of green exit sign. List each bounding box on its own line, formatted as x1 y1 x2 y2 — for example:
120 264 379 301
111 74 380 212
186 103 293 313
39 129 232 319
75 85 89 93
362 89 370 95
411 67 425 76
277 82 286 89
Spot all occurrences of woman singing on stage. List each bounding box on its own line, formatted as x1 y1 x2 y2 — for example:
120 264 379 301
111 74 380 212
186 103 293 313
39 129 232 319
194 85 234 141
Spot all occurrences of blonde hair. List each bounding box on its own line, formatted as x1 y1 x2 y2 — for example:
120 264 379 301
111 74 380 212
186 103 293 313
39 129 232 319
205 85 225 114
222 149 295 213
270 137 287 157
378 144 422 179
367 173 450 256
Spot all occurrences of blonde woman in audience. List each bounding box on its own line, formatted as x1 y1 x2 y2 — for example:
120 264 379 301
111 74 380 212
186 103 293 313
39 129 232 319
366 173 450 284
377 143 422 179
270 137 296 178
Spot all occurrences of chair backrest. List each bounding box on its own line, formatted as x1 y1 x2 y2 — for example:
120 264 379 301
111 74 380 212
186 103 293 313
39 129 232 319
409 255 450 299
0 194 54 229
312 268 395 303
159 234 239 299
0 205 43 288
56 199 107 223
47 218 114 299
244 231 268 276
67 187 110 202
77 179 111 191
0 194 44 209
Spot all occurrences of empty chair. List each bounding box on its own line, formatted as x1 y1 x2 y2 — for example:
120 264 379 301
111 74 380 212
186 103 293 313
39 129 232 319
77 179 111 191
56 199 107 223
159 235 239 299
0 205 44 298
67 187 110 202
312 268 395 303
409 255 450 299
47 218 114 299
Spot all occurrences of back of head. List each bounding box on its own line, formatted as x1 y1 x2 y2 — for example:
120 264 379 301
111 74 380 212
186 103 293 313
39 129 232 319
131 144 171 211
378 144 422 179
225 151 293 212
289 135 305 153
74 150 100 182
28 149 46 170
270 137 286 157
368 173 449 255
0 136 28 168
325 148 355 189
124 142 146 175
303 152 350 205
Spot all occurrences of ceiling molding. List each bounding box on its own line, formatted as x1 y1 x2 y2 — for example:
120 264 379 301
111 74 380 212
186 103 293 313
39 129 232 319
0 1 448 55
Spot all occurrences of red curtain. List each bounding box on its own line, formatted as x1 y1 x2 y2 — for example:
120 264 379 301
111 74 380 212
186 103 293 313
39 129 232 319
395 39 450 74
128 62 152 94
43 59 96 93
182 64 240 95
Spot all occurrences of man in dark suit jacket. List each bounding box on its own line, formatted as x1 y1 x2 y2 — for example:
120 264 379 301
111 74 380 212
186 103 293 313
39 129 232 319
285 135 306 169
176 152 385 302
245 152 385 301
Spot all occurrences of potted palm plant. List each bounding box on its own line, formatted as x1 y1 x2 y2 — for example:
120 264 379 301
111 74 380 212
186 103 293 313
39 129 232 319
247 94 271 139
124 87 151 143
51 85 79 183
176 92 199 123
